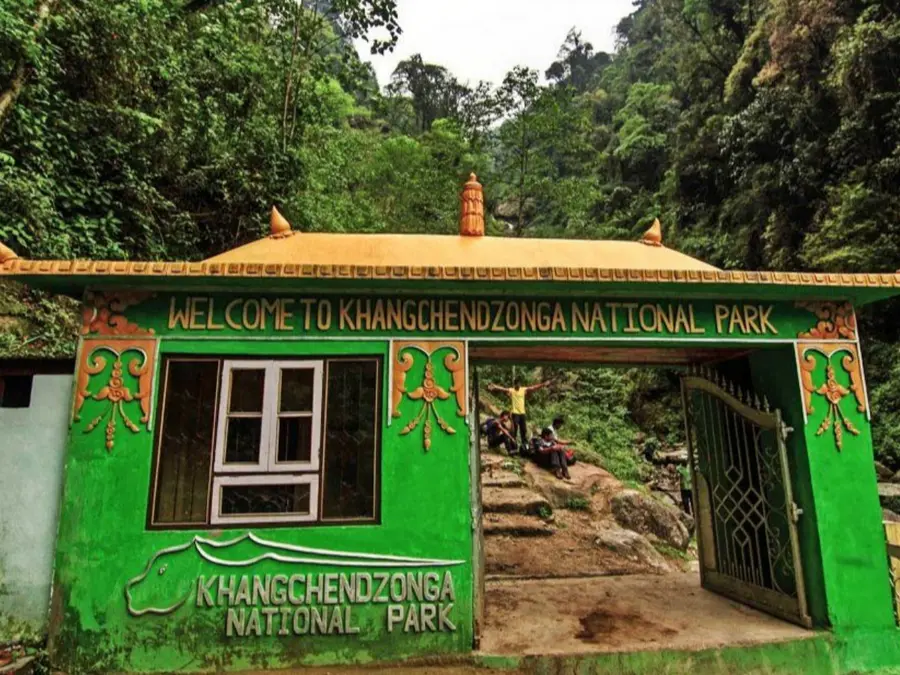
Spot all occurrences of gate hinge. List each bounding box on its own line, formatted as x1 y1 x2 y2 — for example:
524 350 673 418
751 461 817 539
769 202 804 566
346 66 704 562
791 502 804 523
782 425 794 442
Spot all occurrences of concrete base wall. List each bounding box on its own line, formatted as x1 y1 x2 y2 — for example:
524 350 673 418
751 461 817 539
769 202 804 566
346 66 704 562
0 375 72 636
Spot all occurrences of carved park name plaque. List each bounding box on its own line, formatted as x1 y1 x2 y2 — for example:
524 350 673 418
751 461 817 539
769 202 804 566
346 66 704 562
200 571 458 637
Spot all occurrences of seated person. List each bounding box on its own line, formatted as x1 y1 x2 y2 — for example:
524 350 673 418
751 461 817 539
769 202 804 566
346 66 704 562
482 411 517 454
538 427 571 480
547 415 574 446
542 415 576 466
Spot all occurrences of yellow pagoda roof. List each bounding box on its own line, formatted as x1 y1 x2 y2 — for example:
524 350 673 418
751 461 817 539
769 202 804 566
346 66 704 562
3 175 900 304
205 230 718 273
206 185 714 272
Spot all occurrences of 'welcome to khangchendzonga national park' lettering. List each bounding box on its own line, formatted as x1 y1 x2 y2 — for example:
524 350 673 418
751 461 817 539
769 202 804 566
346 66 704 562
198 571 457 638
168 296 781 337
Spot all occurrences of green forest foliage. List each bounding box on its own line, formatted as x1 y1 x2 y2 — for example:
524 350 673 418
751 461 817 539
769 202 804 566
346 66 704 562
3 0 900 465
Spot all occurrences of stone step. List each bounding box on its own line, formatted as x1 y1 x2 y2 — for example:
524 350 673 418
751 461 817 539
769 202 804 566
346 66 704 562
482 486 551 516
879 483 900 498
482 471 525 489
480 453 508 471
483 513 555 538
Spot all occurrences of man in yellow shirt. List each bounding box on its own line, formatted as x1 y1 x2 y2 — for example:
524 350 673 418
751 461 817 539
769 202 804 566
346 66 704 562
487 377 550 454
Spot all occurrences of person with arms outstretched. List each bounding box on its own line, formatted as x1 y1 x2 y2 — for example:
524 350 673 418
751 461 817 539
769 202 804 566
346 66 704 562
487 376 550 454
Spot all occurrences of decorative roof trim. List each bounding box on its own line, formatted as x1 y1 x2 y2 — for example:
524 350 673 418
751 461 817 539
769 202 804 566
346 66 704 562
640 219 663 247
459 173 485 237
0 241 19 263
2 258 900 288
269 206 295 239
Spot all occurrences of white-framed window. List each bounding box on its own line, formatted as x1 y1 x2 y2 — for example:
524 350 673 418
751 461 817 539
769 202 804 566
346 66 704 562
211 360 323 523
149 356 381 528
213 360 323 474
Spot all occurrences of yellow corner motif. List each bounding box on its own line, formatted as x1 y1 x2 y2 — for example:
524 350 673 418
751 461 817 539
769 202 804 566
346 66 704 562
82 291 156 336
797 301 857 340
392 341 466 452
74 340 157 452
796 343 866 452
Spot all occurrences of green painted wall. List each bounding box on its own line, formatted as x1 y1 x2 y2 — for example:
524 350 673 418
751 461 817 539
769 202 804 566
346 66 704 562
48 338 473 673
0 374 72 637
46 289 900 673
798 349 896 632
751 344 900 672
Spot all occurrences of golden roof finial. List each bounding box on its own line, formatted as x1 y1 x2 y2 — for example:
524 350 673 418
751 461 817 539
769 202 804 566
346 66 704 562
460 173 485 237
0 241 19 264
270 206 293 239
641 218 663 247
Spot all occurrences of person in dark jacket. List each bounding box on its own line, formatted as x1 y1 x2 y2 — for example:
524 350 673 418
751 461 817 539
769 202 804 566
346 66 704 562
482 411 516 454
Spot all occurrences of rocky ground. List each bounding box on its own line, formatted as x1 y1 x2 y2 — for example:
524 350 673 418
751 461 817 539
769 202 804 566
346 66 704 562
480 448 696 579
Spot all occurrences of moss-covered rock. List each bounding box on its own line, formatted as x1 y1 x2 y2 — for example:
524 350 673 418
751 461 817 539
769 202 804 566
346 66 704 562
0 282 79 359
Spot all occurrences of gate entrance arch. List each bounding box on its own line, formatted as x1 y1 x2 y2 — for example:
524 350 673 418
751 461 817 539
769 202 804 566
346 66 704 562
467 341 820 646
4 175 900 672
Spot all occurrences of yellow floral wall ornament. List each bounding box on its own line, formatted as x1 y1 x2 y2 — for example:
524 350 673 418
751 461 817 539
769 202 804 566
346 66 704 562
391 341 467 452
796 343 867 452
74 341 156 452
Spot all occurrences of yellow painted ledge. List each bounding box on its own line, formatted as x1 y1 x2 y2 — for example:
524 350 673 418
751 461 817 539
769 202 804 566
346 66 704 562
2 256 900 289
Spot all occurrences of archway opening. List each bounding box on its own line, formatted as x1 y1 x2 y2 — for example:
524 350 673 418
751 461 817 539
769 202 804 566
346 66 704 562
468 343 812 656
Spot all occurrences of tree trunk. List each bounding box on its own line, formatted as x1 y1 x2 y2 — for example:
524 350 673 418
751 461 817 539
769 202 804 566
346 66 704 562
281 6 302 152
517 117 528 236
0 0 56 135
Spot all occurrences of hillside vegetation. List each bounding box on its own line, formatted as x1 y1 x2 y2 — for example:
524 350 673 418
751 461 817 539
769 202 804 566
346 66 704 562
2 0 900 467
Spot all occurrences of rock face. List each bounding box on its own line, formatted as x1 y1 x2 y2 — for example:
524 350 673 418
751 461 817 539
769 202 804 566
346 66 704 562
611 490 691 551
593 527 669 572
656 448 689 464
524 460 617 509
493 197 535 221
482 486 551 517
875 461 894 481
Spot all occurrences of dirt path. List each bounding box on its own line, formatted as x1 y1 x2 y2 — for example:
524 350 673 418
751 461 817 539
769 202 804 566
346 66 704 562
485 506 660 577
482 450 687 578
480 573 813 656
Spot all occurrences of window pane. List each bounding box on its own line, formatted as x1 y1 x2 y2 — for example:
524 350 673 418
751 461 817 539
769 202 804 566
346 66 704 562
221 483 311 515
277 416 312 463
322 360 378 520
280 368 314 412
225 417 262 464
153 360 218 524
229 369 265 413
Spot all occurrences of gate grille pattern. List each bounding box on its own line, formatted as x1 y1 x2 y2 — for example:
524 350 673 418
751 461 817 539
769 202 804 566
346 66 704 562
683 370 810 627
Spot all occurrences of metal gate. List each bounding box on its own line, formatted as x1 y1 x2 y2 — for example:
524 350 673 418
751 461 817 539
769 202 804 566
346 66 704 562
682 369 811 627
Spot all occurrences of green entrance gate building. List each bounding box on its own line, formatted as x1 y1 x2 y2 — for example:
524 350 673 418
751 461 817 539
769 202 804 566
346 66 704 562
2 176 900 672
